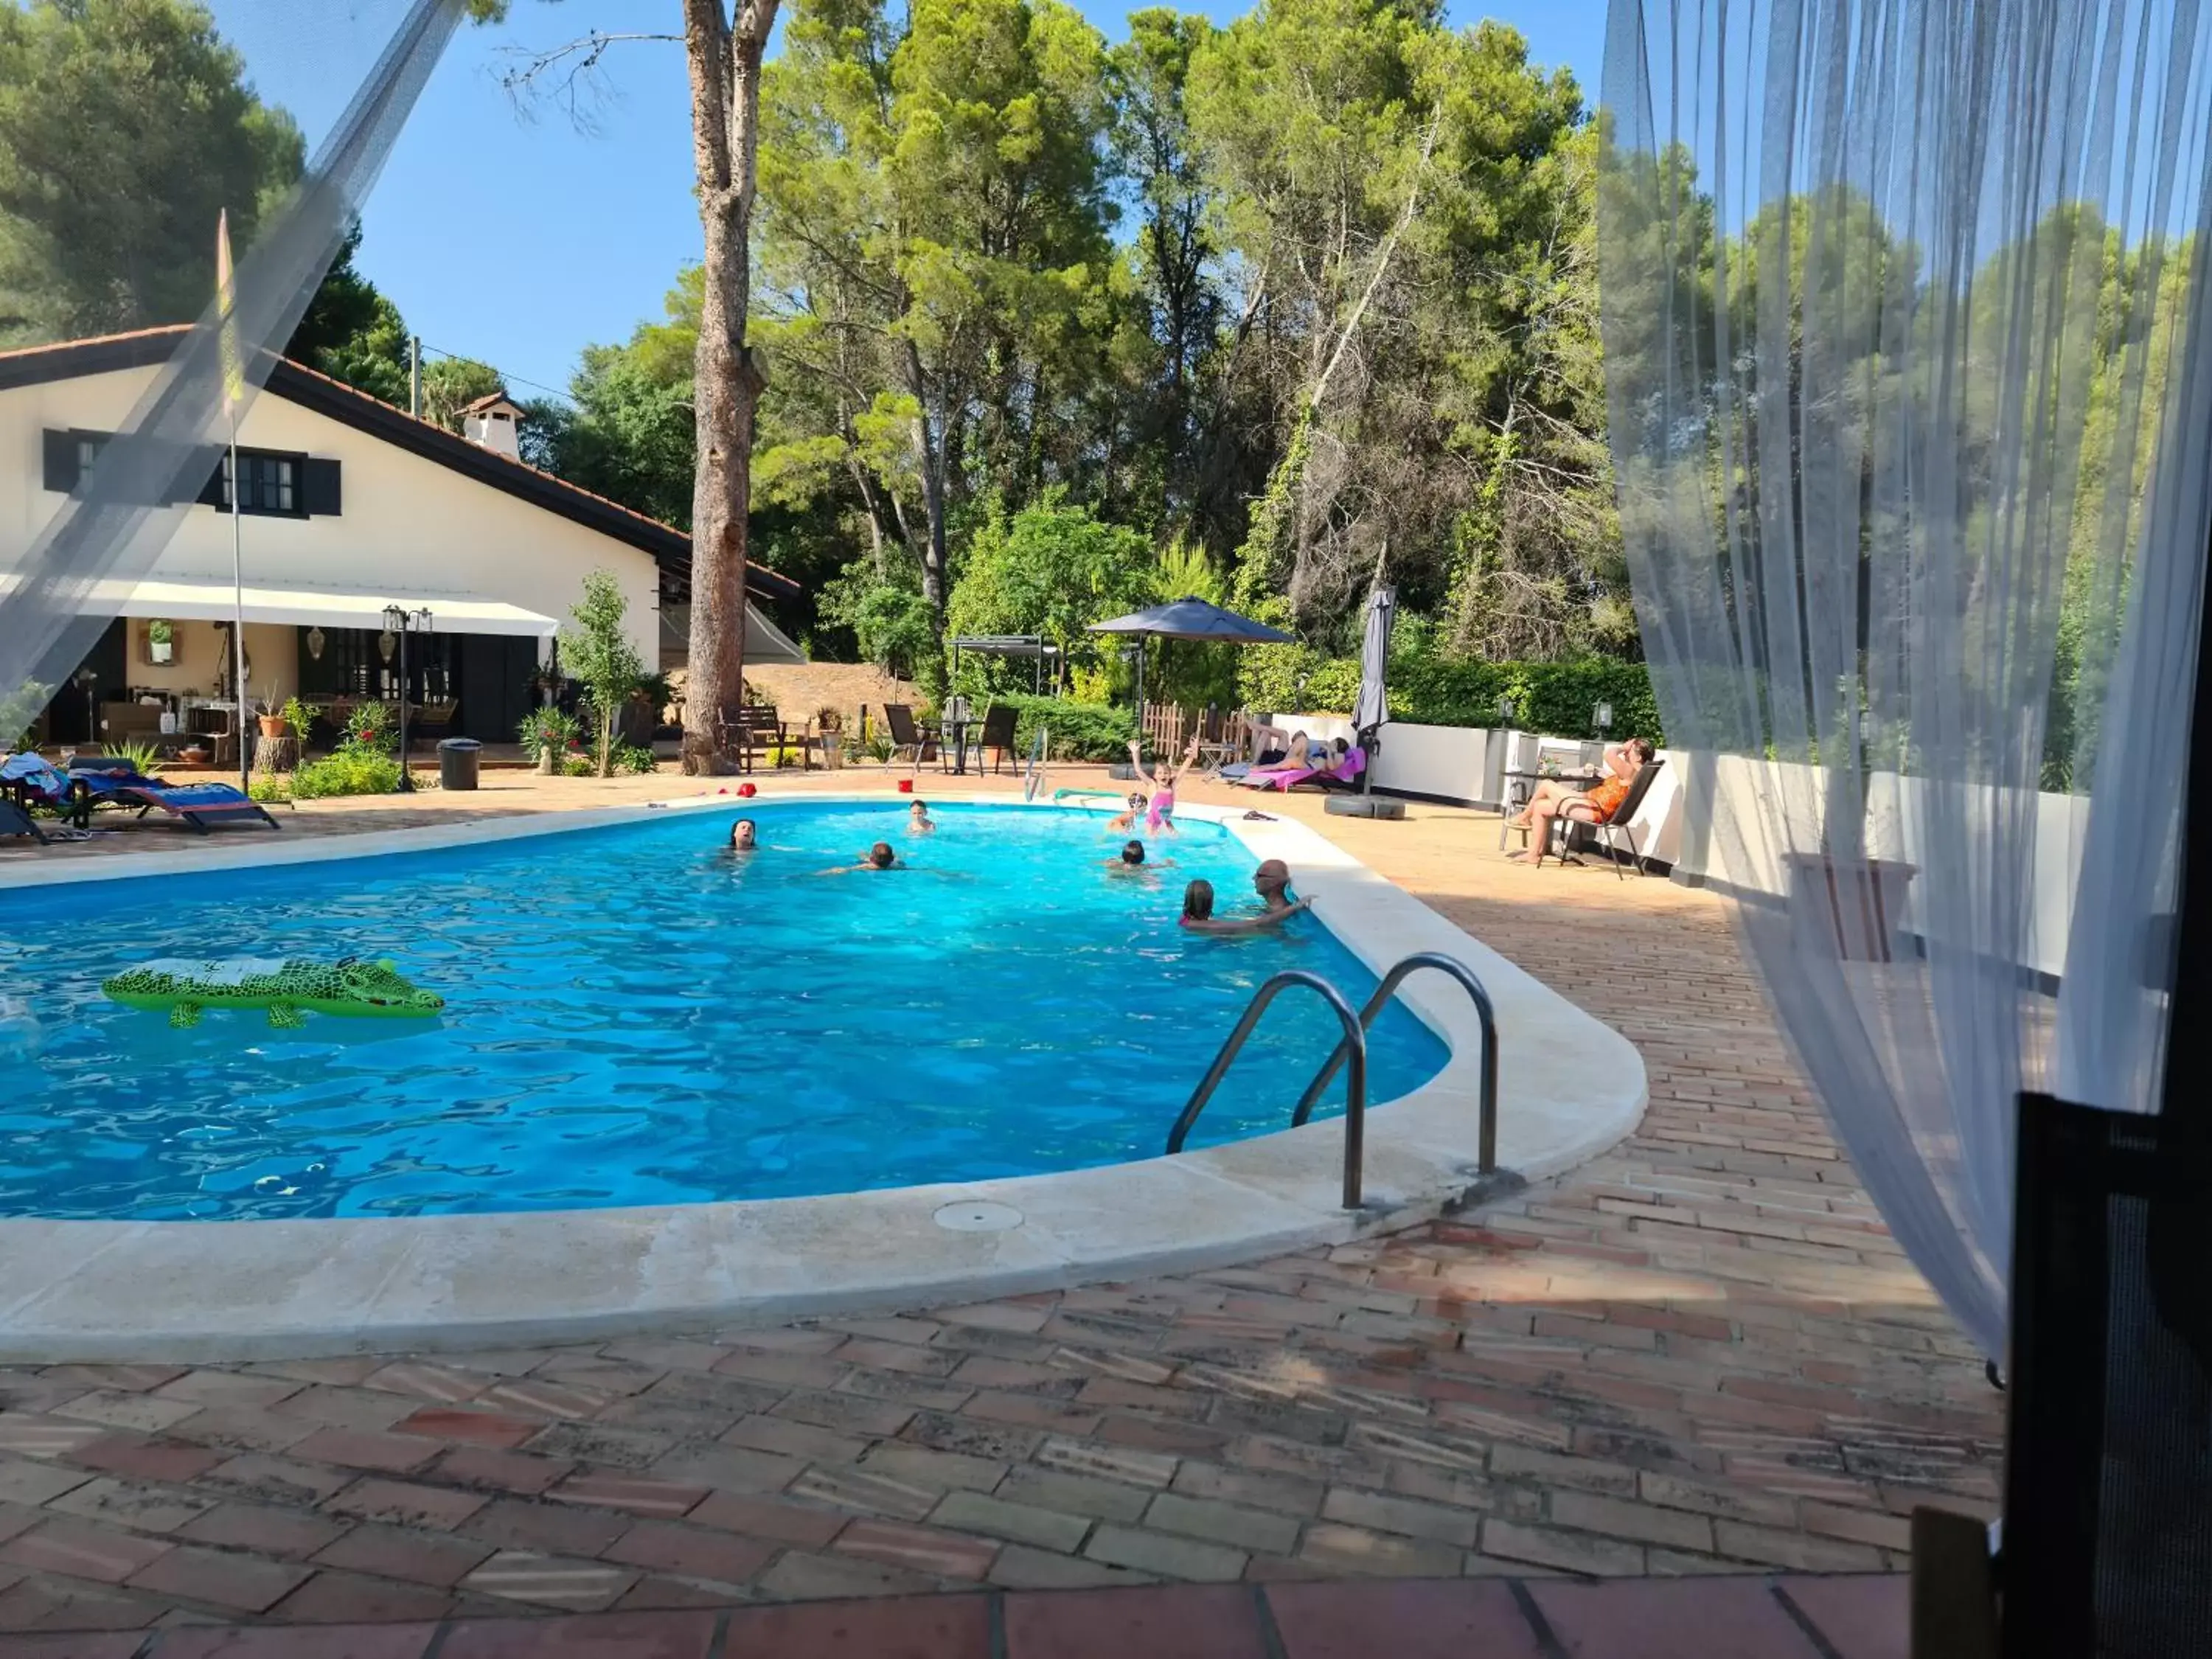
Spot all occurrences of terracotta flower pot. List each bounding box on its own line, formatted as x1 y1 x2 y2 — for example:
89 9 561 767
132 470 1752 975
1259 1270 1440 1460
258 716 288 738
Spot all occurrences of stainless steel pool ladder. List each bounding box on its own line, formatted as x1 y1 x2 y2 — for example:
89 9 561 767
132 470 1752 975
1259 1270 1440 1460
1164 951 1503 1211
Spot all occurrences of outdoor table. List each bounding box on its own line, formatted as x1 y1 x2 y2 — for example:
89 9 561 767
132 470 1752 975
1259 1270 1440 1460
942 717 978 775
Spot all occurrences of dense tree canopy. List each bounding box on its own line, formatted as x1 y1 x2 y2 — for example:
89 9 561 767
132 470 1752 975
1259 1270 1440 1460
0 0 302 344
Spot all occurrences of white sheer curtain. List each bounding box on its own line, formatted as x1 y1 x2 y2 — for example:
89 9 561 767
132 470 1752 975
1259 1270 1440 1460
1598 0 2212 1360
0 0 465 735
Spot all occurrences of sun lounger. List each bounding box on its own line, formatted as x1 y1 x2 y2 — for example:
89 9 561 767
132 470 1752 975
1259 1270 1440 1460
111 782 280 834
1234 748 1367 793
0 797 49 844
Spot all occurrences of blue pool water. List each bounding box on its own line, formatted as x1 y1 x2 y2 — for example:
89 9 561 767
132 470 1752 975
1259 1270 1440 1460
0 802 1447 1221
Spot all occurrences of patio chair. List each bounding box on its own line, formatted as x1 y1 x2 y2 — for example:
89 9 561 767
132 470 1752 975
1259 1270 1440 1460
883 704 939 768
971 703 1018 774
1194 709 1249 776
1571 759 1664 879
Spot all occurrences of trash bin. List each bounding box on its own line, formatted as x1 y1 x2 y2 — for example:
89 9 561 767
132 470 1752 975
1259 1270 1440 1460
438 737 481 791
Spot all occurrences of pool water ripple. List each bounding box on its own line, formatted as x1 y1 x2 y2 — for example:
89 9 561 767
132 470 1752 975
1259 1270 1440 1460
0 802 1445 1220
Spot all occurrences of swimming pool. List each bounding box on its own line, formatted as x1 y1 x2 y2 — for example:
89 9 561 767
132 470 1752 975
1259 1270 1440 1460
0 801 1447 1222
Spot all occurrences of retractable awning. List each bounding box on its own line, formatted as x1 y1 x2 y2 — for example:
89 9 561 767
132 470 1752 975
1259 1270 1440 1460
104 577 559 639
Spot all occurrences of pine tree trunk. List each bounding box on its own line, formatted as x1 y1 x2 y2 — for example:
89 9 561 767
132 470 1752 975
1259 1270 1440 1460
680 0 779 776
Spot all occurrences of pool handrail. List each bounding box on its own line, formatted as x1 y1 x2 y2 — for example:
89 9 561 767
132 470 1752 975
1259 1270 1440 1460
1290 950 1500 1175
1164 968 1369 1208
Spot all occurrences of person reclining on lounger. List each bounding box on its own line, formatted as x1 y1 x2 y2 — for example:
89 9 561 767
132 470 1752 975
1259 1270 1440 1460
1179 860 1310 933
1508 738 1655 868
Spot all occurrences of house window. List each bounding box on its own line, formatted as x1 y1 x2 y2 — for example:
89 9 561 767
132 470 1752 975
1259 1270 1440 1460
209 449 304 516
75 436 103 488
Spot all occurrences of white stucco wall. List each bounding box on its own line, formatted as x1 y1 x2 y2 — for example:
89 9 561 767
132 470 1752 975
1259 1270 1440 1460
1 364 661 664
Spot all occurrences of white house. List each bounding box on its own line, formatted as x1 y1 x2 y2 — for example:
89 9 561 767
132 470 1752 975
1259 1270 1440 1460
1 326 802 751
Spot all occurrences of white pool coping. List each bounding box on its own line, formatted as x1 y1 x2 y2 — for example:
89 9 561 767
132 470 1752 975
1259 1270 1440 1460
0 790 1646 1361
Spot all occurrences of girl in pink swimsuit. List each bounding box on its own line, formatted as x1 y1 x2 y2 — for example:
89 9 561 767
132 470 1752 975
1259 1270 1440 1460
1127 734 1200 835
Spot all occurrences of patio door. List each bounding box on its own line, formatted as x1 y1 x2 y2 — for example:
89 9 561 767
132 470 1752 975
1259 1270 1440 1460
455 635 537 742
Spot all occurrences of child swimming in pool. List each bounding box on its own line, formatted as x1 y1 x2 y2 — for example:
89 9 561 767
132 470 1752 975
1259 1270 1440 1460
1107 791 1147 834
908 800 936 835
1105 839 1175 873
821 841 905 874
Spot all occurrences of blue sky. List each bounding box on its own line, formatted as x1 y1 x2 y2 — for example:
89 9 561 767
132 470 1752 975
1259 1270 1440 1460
210 1 1607 400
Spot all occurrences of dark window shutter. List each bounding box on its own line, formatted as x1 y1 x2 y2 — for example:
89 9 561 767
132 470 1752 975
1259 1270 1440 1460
41 429 78 493
196 456 227 507
302 457 341 516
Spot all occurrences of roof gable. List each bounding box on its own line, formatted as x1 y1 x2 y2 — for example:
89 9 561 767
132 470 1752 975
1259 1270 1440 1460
0 327 798 602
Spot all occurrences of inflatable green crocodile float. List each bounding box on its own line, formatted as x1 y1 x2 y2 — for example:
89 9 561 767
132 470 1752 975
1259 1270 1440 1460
102 956 445 1029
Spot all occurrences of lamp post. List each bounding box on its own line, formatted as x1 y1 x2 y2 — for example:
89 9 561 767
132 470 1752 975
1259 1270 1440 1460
384 604 432 792
73 667 97 747
1593 700 1614 740
1496 695 1514 728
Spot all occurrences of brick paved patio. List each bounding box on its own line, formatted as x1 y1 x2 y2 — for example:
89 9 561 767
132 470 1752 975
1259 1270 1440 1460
0 768 2002 1649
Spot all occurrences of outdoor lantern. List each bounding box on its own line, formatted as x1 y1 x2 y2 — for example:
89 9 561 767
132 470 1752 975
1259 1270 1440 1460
1497 695 1515 726
306 625 326 661
1594 700 1614 733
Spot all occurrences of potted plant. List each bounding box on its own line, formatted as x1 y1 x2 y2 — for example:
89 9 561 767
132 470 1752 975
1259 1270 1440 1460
145 618 173 666
817 706 844 770
257 683 288 740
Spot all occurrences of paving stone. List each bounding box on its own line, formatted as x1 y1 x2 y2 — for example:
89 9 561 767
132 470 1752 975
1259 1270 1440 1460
177 1501 350 1559
459 1551 639 1611
51 1393 203 1434
288 1431 440 1477
1295 1522 1466 1579
127 1544 309 1613
721 1413 870 1465
543 1472 706 1519
992 1467 1154 1526
1481 1517 1646 1577
310 1522 495 1587
1266 1578 1547 1659
1 1520 173 1583
752 1548 939 1601
1082 1523 1245 1582
267 1568 455 1624
68 1436 223 1485
987 1543 1150 1590
834 1518 999 1581
1528 1576 1824 1658
786 1464 940 1523
0 1464 89 1512
1549 1489 1717 1554
722 1593 990 1658
439 1610 719 1658
46 1479 214 1535
1001 1582 1266 1659
1142 1492 1299 1556
1318 1486 1481 1549
322 1478 489 1531
198 1454 352 1508
647 1444 804 1496
1034 1439 1177 1490
428 1446 575 1497
1710 1518 1888 1572
929 1490 1092 1554
857 1442 1004 1494
460 1497 633 1559
685 1490 849 1549
603 1518 776 1585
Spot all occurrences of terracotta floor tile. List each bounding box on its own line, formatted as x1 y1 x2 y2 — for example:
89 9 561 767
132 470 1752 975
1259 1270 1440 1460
1266 1579 1547 1659
437 1609 720 1658
150 1623 440 1657
721 1591 992 1658
1002 1584 1267 1659
1775 1575 1908 1659
0 1636 147 1658
1528 1576 1823 1658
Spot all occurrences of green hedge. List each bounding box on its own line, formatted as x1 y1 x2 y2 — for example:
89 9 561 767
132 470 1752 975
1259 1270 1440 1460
987 694 1135 762
1242 651 1663 744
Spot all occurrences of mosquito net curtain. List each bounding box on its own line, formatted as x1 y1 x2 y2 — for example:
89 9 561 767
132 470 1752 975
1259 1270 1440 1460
1598 0 2212 1360
0 0 470 738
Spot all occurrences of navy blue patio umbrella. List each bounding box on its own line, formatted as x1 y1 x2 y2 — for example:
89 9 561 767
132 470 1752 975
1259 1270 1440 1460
1088 597 1295 725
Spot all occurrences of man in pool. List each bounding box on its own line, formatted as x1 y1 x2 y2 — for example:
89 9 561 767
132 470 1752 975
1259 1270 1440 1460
1179 860 1310 933
822 841 906 874
728 818 757 851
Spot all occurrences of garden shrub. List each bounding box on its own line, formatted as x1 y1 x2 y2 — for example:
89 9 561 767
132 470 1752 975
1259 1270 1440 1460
288 749 402 799
987 694 1135 761
611 742 659 775
1239 650 1663 744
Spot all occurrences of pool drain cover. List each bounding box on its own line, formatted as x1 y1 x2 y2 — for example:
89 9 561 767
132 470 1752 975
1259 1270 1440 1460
935 1200 1024 1233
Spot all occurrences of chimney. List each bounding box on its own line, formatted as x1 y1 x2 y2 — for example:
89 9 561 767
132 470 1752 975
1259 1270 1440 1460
460 392 524 461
